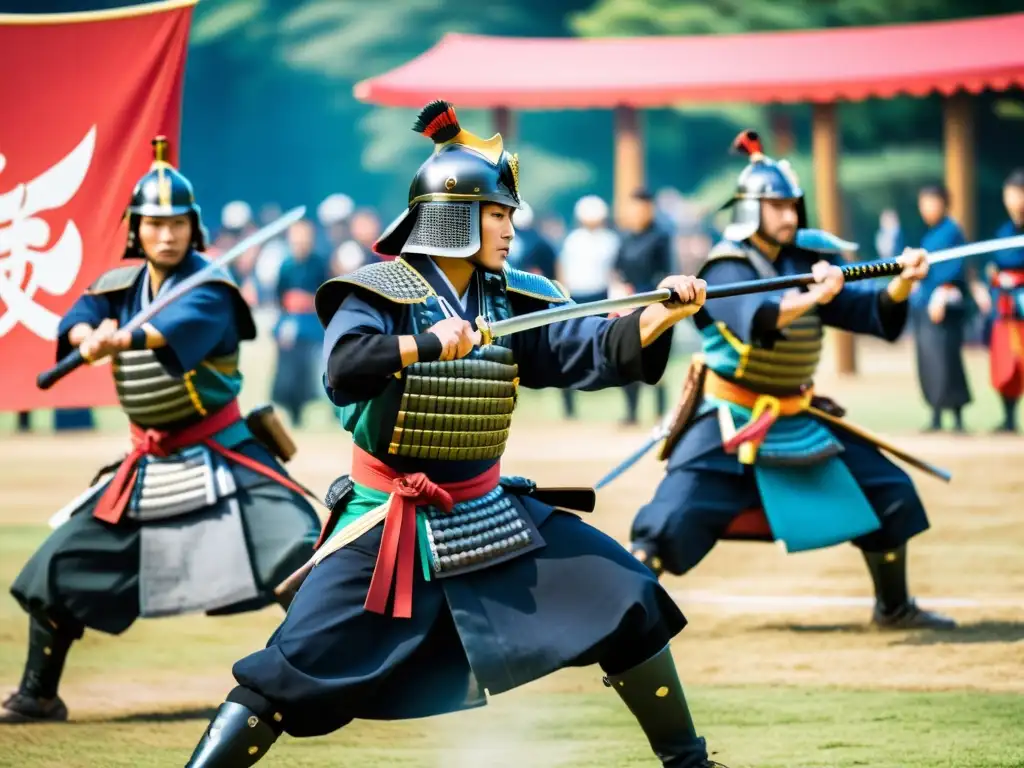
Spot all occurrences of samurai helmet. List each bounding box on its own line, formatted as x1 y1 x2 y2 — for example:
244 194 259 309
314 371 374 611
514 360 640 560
123 136 206 259
720 130 807 243
374 100 522 259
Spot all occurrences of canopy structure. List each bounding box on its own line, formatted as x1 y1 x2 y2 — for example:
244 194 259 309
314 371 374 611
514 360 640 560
356 13 1024 373
355 15 1024 108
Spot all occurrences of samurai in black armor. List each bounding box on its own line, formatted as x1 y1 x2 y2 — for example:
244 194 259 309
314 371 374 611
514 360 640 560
184 101 731 767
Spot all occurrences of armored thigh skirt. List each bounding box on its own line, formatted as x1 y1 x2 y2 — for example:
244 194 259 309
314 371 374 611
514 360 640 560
231 495 686 738
10 440 320 635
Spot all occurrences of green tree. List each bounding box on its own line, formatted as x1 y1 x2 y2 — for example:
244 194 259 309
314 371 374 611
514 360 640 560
569 0 1024 246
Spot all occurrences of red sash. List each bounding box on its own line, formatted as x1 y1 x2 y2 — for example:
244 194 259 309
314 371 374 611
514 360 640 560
93 400 308 524
993 269 1024 318
350 445 501 619
281 289 316 314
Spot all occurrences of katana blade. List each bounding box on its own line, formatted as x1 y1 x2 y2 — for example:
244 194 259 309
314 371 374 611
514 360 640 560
926 233 1024 265
123 204 306 333
594 423 669 491
477 233 1024 344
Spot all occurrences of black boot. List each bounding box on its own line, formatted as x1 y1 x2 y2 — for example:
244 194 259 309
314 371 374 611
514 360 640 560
186 694 281 767
863 547 957 630
995 396 1019 433
603 645 727 768
1 617 76 724
951 408 966 434
623 382 640 426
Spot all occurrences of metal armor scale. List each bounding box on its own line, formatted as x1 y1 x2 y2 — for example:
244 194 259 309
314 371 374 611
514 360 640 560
324 258 522 463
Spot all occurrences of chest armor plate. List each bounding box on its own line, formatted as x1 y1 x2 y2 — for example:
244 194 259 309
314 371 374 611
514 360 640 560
113 349 239 430
114 349 206 428
733 311 823 394
387 282 518 461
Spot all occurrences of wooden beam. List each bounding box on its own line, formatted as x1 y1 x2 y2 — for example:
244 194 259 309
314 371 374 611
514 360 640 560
613 106 644 229
769 106 795 157
943 92 975 240
811 101 856 375
493 107 514 141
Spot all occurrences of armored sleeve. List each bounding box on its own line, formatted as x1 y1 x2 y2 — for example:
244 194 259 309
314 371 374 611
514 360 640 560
147 282 239 375
816 282 907 341
321 290 444 406
696 259 785 348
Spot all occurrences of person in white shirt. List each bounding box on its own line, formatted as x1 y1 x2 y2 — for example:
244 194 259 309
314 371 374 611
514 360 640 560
556 195 621 418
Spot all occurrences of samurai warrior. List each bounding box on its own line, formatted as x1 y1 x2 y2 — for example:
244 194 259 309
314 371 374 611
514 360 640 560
629 131 956 631
2 138 321 723
184 101 730 768
988 168 1024 432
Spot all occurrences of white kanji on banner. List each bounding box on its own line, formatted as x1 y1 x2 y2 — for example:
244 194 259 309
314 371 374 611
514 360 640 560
0 125 95 340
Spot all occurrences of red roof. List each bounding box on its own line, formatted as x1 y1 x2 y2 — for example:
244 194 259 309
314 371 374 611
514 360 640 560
354 14 1024 109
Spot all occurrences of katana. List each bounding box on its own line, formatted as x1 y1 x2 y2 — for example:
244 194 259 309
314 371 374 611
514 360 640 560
477 232 1024 345
594 420 671 490
36 205 307 390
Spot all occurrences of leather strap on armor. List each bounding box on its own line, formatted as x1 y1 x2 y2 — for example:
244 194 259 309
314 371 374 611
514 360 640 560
93 400 310 525
657 356 708 461
350 445 500 619
704 370 813 464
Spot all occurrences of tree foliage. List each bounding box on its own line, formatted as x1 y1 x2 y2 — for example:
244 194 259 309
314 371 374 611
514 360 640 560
568 0 1024 244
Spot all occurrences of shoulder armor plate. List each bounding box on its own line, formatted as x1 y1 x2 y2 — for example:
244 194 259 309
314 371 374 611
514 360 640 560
315 258 433 326
704 240 750 264
701 239 778 281
503 267 570 303
87 264 144 295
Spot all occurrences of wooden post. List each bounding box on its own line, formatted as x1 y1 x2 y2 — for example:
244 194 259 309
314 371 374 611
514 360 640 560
769 106 795 157
493 107 514 141
613 106 644 229
811 101 856 375
943 92 975 240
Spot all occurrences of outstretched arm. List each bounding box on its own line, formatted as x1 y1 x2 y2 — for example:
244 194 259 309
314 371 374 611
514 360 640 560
322 291 479 407
56 293 114 360
512 275 706 390
72 283 241 375
815 249 928 341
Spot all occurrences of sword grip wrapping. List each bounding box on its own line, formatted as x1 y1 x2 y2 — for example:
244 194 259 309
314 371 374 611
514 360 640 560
840 259 902 282
36 348 86 390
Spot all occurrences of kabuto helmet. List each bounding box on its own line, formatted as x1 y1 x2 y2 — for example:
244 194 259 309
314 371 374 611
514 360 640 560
123 136 207 259
374 100 522 259
719 130 807 243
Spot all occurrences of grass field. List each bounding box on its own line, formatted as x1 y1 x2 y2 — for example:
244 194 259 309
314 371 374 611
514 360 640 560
1 335 1022 767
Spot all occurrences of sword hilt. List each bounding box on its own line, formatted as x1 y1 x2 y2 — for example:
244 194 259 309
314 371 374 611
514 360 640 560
839 259 903 282
475 315 493 346
36 348 87 390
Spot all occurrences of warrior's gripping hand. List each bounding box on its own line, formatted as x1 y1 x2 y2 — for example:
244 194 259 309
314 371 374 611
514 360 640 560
78 319 132 363
637 274 707 347
887 247 929 304
808 260 845 305
428 316 482 361
896 247 928 282
658 274 708 316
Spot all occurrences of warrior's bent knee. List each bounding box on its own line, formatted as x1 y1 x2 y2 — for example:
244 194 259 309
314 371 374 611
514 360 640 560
225 686 285 736
855 485 929 552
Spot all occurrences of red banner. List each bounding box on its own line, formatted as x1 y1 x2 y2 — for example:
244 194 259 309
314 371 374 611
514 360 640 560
0 0 195 411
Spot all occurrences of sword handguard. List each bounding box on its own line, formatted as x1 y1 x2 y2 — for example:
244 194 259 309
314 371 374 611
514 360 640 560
476 315 493 346
839 260 902 281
